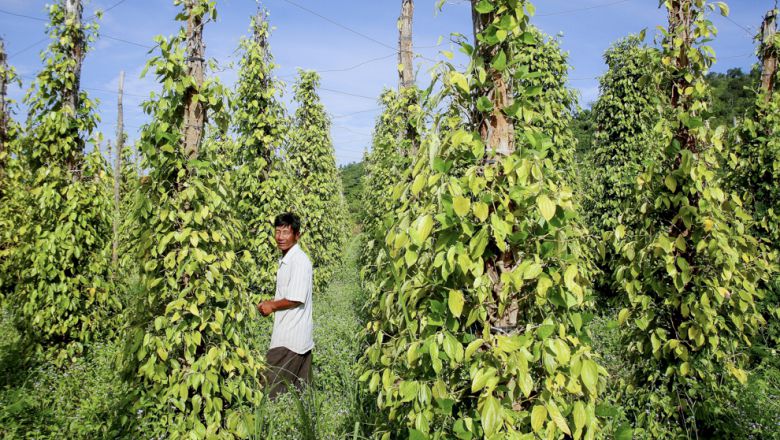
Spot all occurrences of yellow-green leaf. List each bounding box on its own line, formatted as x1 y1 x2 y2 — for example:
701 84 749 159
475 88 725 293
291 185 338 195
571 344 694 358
537 194 556 221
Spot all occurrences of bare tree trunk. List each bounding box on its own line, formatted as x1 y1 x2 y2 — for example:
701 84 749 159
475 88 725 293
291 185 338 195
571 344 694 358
471 0 514 157
112 71 125 270
667 0 696 153
760 8 778 101
0 38 8 181
470 2 517 329
182 0 206 160
63 0 85 177
398 0 414 90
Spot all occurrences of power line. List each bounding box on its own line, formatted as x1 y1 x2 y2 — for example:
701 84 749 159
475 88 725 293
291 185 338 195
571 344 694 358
331 107 382 119
102 34 154 49
9 37 49 58
98 0 130 16
537 0 633 17
280 53 396 79
721 15 754 37
279 0 396 51
0 8 47 22
320 87 376 101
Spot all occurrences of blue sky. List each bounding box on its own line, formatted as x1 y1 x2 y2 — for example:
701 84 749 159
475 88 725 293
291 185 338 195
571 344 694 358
0 0 773 165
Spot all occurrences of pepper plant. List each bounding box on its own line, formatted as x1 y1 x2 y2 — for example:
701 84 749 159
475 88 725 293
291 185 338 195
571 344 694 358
610 0 774 433
6 1 118 365
231 10 296 302
360 87 422 273
122 1 261 437
288 70 348 290
584 35 664 235
359 1 604 438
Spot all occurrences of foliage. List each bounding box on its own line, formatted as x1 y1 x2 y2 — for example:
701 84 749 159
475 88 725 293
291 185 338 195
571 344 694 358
509 27 580 176
0 309 130 439
359 2 604 439
122 1 261 437
583 34 664 234
570 109 594 155
231 10 295 301
609 0 775 435
0 47 23 302
288 70 349 290
339 161 365 220
5 1 118 365
360 87 421 273
707 68 761 127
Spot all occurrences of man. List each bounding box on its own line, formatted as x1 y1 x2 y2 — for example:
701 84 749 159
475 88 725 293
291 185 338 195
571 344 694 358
257 212 314 399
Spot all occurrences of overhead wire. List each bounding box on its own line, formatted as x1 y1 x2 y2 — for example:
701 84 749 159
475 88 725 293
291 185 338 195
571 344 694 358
536 0 633 17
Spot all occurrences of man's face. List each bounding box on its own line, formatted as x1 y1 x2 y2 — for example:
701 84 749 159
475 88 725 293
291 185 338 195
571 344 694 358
274 225 300 252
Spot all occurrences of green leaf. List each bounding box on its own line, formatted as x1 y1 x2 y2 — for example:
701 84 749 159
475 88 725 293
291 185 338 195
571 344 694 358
615 424 633 440
453 196 471 217
473 202 489 222
491 50 507 71
448 290 465 318
664 174 677 193
536 194 556 221
474 0 494 14
481 396 503 436
409 428 428 440
547 401 571 435
477 97 494 113
416 215 434 245
573 401 586 431
450 72 470 93
531 405 547 432
581 359 599 395
524 263 543 280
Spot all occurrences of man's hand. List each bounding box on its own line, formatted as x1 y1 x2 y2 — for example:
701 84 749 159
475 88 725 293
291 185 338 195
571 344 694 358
257 301 274 317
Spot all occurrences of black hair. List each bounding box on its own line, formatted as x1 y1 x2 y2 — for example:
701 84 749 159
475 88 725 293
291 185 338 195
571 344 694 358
274 212 301 235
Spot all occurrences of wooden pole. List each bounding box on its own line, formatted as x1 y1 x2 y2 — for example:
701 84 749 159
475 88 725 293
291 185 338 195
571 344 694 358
0 38 8 177
760 8 778 101
398 0 414 90
667 0 696 153
471 0 514 157
63 0 85 177
182 0 206 160
112 71 125 269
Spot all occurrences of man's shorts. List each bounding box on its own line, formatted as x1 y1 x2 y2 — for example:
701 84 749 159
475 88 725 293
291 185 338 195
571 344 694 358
264 346 312 399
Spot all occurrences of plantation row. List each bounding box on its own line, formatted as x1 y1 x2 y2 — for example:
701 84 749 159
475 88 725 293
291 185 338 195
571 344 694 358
0 0 778 439
356 0 778 439
0 0 349 437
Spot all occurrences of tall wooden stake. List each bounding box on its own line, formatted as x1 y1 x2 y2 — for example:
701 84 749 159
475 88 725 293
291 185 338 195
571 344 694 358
112 71 125 270
0 38 8 181
668 0 696 153
398 0 414 90
63 0 85 177
471 2 517 328
182 0 206 160
471 0 514 157
760 8 778 101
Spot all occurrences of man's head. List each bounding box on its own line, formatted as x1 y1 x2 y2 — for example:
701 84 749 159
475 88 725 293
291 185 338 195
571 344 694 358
274 212 302 252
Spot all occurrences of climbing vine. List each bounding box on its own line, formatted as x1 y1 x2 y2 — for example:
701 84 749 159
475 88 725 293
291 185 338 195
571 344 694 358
6 1 118 364
231 10 295 301
359 1 604 438
288 70 348 290
610 0 775 434
122 1 261 436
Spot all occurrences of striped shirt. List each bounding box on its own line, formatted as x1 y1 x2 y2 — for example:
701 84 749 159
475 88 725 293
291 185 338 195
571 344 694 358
269 244 314 354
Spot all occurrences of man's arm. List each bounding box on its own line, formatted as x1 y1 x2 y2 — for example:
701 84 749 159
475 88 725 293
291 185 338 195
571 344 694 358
258 298 302 317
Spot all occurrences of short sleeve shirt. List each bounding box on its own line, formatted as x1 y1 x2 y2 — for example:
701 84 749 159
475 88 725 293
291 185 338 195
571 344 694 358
269 244 314 354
